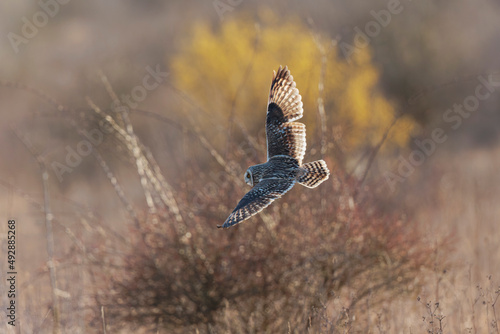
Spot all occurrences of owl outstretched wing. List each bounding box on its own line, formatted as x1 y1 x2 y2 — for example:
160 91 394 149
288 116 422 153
266 65 306 165
218 178 295 228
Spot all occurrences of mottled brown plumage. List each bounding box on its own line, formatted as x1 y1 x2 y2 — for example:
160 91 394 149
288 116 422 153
218 66 330 229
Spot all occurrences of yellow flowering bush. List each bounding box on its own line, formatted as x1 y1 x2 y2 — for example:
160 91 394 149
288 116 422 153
170 11 416 153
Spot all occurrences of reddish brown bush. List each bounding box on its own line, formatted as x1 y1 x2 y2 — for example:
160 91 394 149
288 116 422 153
95 137 432 333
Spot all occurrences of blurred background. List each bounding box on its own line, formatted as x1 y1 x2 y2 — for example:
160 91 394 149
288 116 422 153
1 0 500 333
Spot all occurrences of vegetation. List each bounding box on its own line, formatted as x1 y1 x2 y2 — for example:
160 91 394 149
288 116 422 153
2 3 500 333
84 15 429 332
171 12 416 154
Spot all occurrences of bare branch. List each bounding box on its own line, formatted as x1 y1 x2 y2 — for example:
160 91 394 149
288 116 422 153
12 127 61 334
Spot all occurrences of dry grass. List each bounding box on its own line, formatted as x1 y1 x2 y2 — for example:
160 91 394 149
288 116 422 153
1 70 499 334
1 3 500 332
1 77 438 333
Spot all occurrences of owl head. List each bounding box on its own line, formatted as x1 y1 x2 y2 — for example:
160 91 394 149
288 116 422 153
244 168 254 186
244 165 264 187
244 164 266 187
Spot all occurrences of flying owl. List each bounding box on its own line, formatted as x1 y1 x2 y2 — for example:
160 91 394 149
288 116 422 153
218 65 330 229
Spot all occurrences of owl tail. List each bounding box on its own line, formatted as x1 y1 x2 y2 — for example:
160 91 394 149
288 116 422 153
298 160 330 188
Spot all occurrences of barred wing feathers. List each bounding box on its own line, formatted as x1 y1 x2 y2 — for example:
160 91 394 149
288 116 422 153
266 65 306 164
218 178 295 228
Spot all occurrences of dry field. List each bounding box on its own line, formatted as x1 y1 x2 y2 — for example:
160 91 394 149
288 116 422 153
1 1 500 333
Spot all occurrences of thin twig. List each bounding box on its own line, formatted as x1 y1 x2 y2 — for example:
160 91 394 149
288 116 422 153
491 285 500 334
313 34 329 157
357 116 400 192
225 24 261 159
86 96 157 214
166 83 224 131
92 149 140 228
0 177 128 246
0 80 67 112
141 144 184 223
12 127 61 334
101 306 107 334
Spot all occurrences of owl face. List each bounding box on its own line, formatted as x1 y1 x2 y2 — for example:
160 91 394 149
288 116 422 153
244 169 253 186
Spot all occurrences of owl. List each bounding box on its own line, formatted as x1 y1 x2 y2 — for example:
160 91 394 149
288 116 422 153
218 65 330 228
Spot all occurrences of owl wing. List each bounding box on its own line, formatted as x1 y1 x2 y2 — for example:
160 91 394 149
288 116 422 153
218 178 295 228
266 65 306 165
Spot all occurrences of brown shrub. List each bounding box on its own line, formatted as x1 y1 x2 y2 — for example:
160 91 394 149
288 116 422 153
95 138 432 333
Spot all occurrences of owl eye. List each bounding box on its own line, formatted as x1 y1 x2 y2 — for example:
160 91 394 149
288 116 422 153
245 171 253 184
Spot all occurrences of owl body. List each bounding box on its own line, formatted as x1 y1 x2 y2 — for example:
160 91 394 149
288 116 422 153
246 156 301 187
218 66 330 228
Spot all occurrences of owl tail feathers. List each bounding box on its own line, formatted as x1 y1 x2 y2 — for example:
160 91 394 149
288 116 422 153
298 160 330 188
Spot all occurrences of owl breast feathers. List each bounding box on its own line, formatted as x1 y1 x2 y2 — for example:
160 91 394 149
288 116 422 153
218 66 330 228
